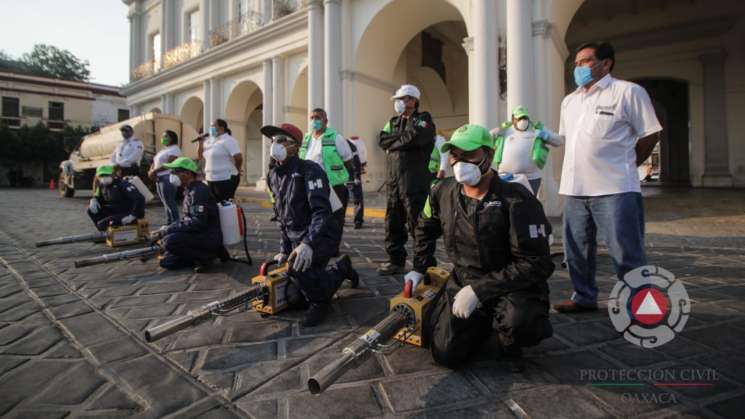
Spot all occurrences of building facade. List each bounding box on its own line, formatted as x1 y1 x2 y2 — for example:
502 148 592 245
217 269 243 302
0 72 128 130
122 0 745 216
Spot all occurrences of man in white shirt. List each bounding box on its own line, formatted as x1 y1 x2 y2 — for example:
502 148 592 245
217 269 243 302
300 108 355 252
553 42 662 314
491 106 563 194
111 125 144 176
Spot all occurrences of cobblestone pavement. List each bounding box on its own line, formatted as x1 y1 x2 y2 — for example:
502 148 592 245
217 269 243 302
1 188 744 418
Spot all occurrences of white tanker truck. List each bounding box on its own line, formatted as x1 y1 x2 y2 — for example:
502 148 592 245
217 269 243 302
58 113 200 197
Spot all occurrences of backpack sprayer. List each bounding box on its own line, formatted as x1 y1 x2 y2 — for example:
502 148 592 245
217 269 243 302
36 219 151 248
307 267 449 394
144 260 299 341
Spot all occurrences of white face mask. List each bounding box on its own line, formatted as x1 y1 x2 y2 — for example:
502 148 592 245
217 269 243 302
453 162 483 186
394 99 406 114
99 177 113 186
515 119 530 131
169 173 181 187
270 142 287 162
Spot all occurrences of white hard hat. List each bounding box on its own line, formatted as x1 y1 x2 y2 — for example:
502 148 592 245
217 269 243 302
391 84 421 100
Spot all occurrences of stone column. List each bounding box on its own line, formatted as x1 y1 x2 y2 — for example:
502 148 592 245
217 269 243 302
160 0 168 59
128 13 137 77
471 0 499 129
700 51 732 186
506 0 534 115
462 37 475 120
257 59 273 191
210 78 222 120
262 0 273 24
307 0 324 111
272 56 285 125
201 0 211 51
202 79 211 131
324 0 341 130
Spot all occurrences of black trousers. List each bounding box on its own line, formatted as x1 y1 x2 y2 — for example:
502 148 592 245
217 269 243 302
208 175 240 202
159 230 222 269
289 241 345 304
332 184 349 246
346 180 364 226
87 209 130 232
384 187 427 266
427 287 553 368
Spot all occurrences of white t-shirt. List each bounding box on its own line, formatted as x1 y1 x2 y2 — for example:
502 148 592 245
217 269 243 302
559 74 661 196
111 137 144 168
494 127 542 180
305 132 353 166
203 133 241 181
152 145 182 175
348 137 367 165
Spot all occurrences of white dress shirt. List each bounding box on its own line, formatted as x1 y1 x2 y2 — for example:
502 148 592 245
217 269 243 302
559 74 662 196
111 137 144 168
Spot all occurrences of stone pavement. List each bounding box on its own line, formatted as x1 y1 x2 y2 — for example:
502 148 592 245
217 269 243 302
0 188 744 418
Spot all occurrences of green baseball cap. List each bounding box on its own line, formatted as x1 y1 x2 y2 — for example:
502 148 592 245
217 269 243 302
96 165 114 177
164 157 199 173
441 124 494 153
512 106 530 119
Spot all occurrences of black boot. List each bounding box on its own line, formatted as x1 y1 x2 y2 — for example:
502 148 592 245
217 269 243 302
336 255 359 288
218 246 231 263
193 258 214 273
301 303 330 327
504 345 525 373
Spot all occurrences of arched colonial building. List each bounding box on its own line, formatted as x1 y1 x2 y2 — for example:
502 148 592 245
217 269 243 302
122 0 745 216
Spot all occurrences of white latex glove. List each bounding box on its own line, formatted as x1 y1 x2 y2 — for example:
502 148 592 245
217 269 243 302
404 271 424 298
289 242 313 272
273 253 288 264
452 285 480 319
88 198 100 214
150 225 168 240
121 214 136 225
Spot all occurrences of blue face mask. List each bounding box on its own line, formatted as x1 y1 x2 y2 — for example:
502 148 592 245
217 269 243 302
573 65 594 88
209 127 218 137
311 119 323 131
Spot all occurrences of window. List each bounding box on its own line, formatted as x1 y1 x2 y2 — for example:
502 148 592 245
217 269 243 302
48 101 65 129
151 32 161 70
1 97 20 127
118 109 130 122
22 106 43 118
187 10 200 43
238 0 250 17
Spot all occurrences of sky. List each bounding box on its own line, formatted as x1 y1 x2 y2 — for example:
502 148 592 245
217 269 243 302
0 0 130 86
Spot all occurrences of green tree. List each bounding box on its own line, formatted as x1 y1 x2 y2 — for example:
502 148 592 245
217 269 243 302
21 44 90 81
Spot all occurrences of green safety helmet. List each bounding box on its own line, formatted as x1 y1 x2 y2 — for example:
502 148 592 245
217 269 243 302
163 157 199 173
440 124 494 153
512 105 530 119
96 165 114 177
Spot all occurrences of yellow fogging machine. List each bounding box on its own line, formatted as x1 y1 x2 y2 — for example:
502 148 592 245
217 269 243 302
36 219 150 248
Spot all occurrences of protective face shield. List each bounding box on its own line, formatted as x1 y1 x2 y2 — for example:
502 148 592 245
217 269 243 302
209 127 218 138
515 118 530 131
394 99 406 114
169 173 182 187
311 118 323 131
98 176 113 186
270 142 288 162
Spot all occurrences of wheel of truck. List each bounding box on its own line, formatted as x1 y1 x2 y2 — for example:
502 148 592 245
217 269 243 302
58 170 74 198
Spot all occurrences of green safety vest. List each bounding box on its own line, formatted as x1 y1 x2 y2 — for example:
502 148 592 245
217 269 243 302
428 144 441 174
493 120 550 170
300 128 350 186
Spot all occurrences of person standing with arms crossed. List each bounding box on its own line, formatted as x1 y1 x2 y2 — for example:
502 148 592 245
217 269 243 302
552 42 662 314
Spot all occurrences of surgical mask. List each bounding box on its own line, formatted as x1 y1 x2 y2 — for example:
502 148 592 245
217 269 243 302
311 119 323 131
270 142 287 162
169 174 181 187
515 119 530 131
99 177 113 186
209 127 218 137
573 65 594 88
394 99 406 114
161 136 169 146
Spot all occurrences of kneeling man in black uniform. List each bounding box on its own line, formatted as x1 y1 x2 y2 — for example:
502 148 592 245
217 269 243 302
407 124 554 372
262 122 359 327
87 165 145 231
155 157 226 271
